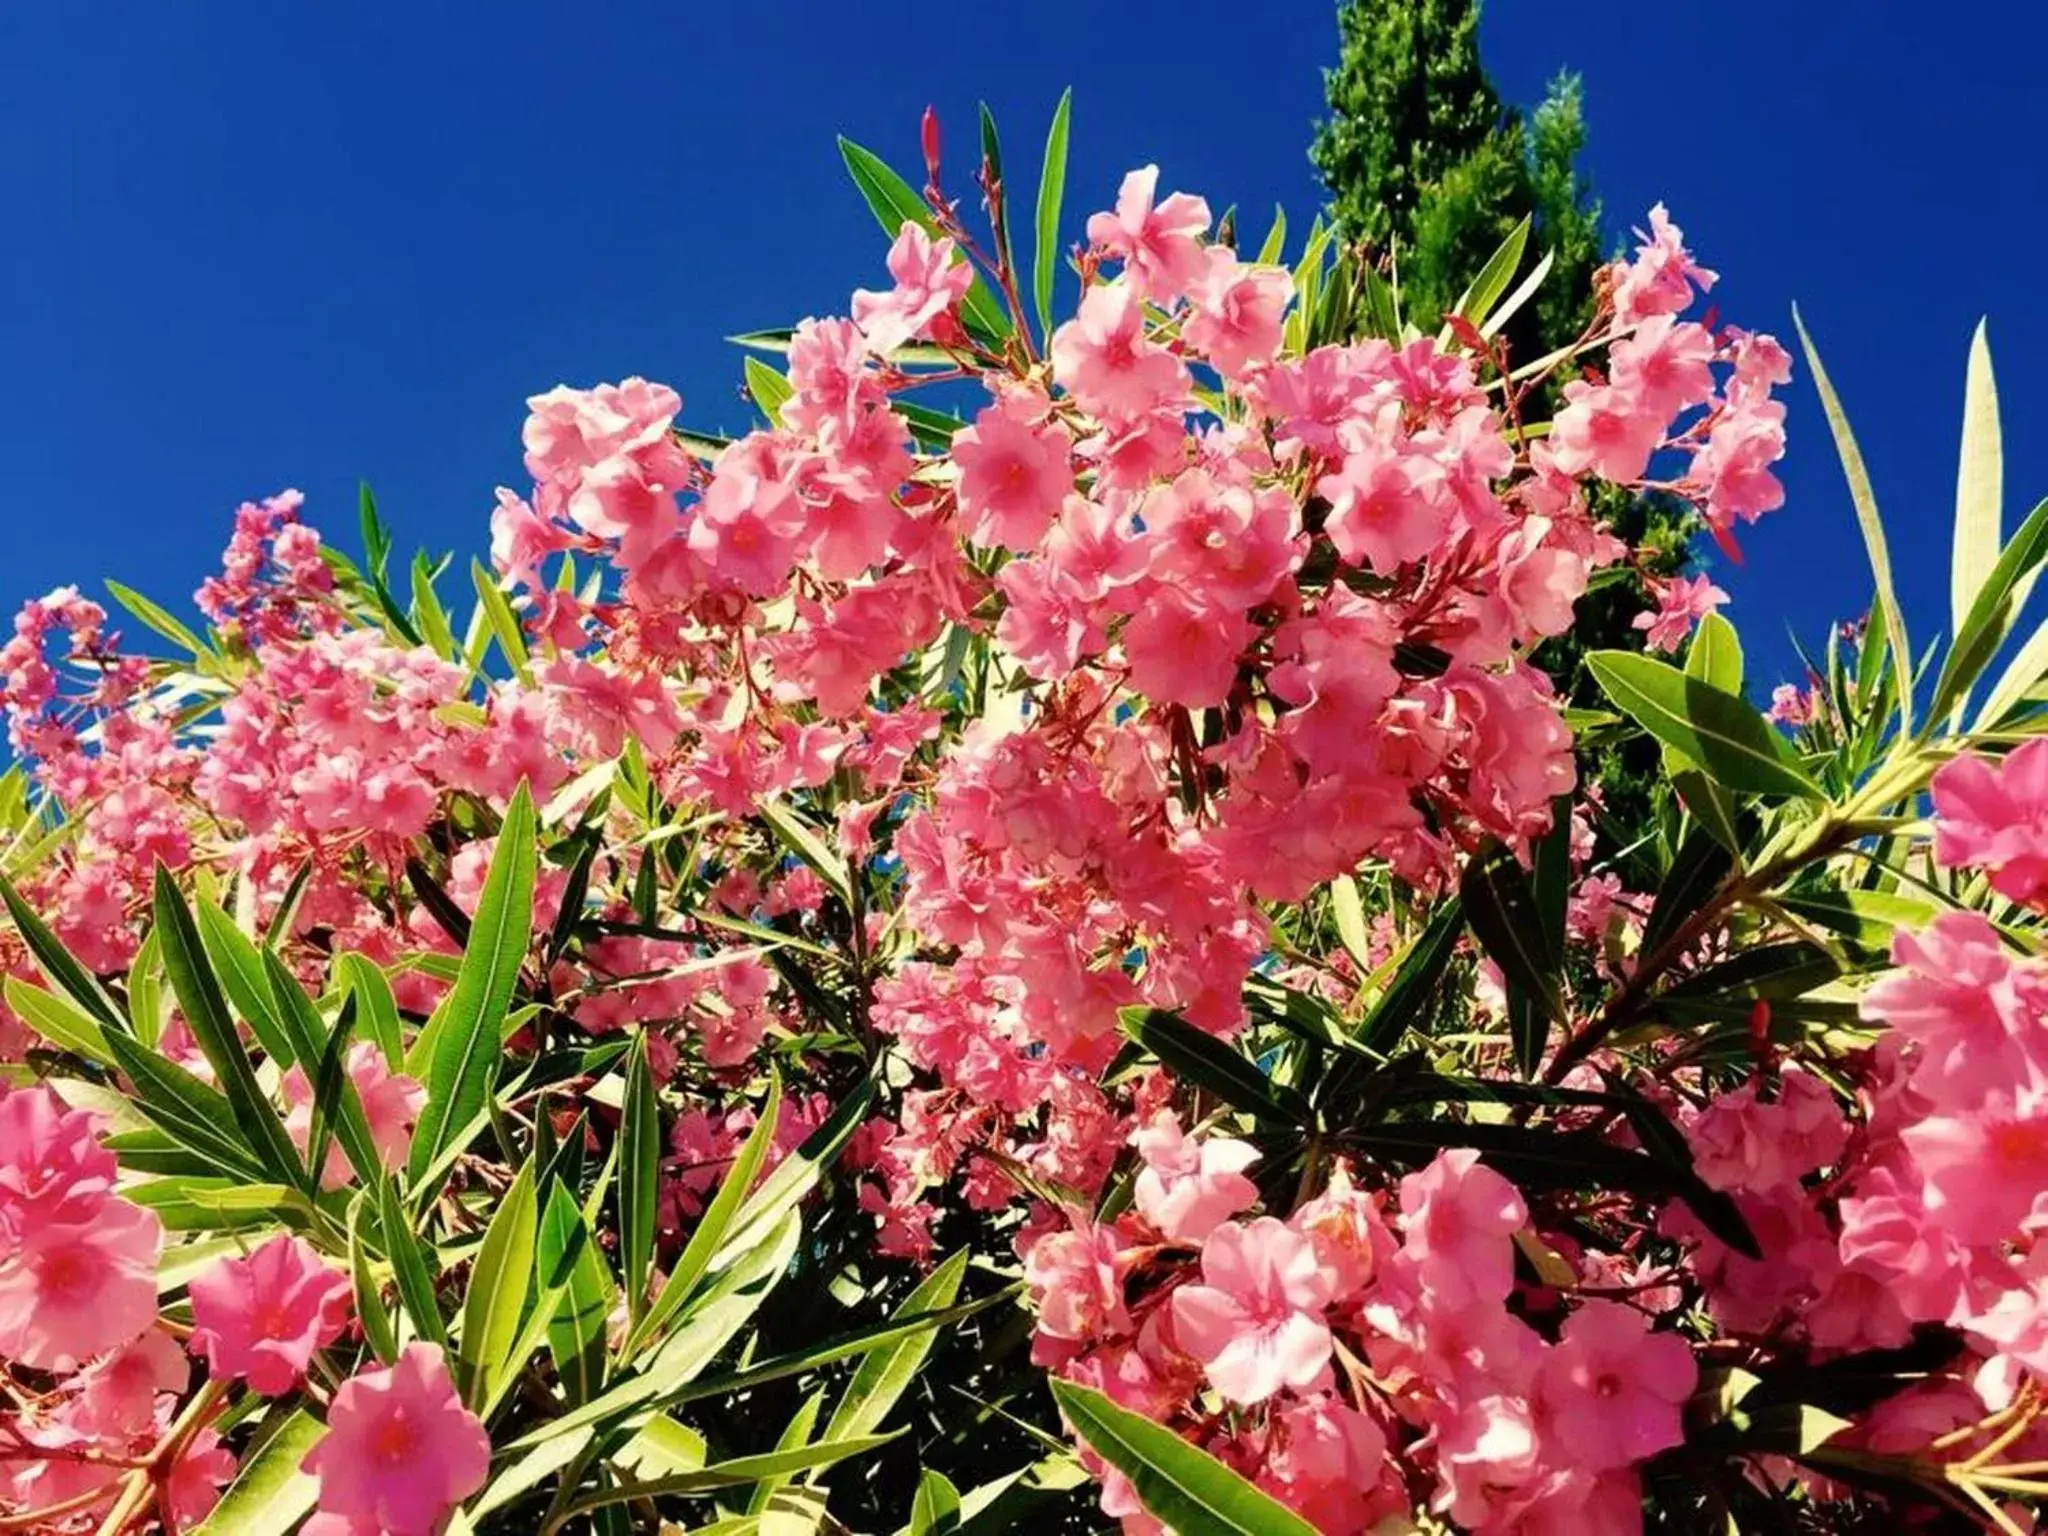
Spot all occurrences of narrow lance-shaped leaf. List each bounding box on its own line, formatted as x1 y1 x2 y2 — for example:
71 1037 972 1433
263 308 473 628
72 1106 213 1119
540 1180 613 1407
458 1157 538 1410
1952 318 2004 642
1794 308 1912 735
189 1409 325 1536
100 1028 265 1179
1353 896 1463 1057
629 1072 782 1358
1119 1007 1315 1126
618 1031 661 1333
1587 651 1824 802
377 1172 448 1348
1032 88 1072 344
410 782 537 1185
1050 1381 1317 1536
1927 494 2048 726
1462 844 1561 1078
911 1470 963 1536
153 865 308 1189
194 898 300 1070
338 952 406 1070
349 1197 400 1365
817 1248 967 1449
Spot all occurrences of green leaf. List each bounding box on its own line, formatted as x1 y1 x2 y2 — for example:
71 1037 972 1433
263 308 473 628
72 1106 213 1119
912 1470 963 1536
1777 889 1938 950
838 137 1010 343
339 952 406 1070
715 1070 873 1266
470 558 532 681
1050 1381 1317 1536
673 1283 1019 1409
125 1176 304 1231
104 578 209 658
1327 875 1373 973
1643 824 1738 957
978 103 1014 283
349 1197 400 1364
412 552 459 663
1794 308 1912 735
1118 1007 1314 1127
194 897 299 1070
1460 844 1562 1075
6 976 114 1065
547 1435 902 1524
1928 494 2048 725
378 1172 448 1347
1953 319 2004 645
631 1073 782 1358
619 1031 661 1332
540 1179 612 1406
0 870 126 1032
749 1390 828 1514
458 1156 538 1409
100 1029 265 1180
358 483 425 646
758 798 853 909
1439 214 1529 342
1687 612 1744 695
1032 89 1072 344
1587 651 1823 801
1353 897 1463 1056
153 867 307 1189
190 1409 325 1535
745 356 795 427
818 1249 967 1448
410 783 536 1185
302 992 384 1193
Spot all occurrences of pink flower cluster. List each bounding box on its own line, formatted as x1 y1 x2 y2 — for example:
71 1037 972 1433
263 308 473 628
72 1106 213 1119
0 1088 235 1526
1025 1122 1696 1534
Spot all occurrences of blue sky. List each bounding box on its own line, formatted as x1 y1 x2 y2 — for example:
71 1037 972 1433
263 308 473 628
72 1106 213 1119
2 1 2042 690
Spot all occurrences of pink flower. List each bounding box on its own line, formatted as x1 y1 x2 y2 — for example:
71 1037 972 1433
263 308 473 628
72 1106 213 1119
1632 573 1729 654
301 1343 490 1536
1023 1220 1131 1360
1051 284 1190 424
1182 249 1291 378
953 392 1071 551
1317 429 1449 573
1608 204 1717 325
189 1233 354 1395
1085 166 1211 303
1767 682 1816 727
1171 1217 1336 1404
282 1042 427 1191
0 1197 162 1371
1398 1148 1527 1307
1860 910 2047 1111
1688 1067 1848 1194
1120 590 1252 708
1536 1300 1697 1470
851 222 974 355
1608 316 1717 419
0 1086 116 1232
166 1428 238 1528
1131 1114 1260 1243
1548 378 1664 485
1931 741 2048 907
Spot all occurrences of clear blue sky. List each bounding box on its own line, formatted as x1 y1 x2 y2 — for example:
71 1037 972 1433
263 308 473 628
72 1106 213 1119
3 1 2043 690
